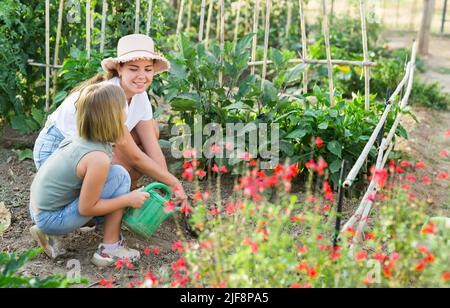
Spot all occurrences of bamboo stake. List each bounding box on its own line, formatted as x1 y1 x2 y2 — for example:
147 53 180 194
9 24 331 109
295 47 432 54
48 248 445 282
234 0 243 45
285 1 293 40
176 0 185 37
261 0 272 89
321 0 336 105
205 0 214 47
186 0 192 31
135 0 141 33
146 0 153 36
100 0 107 52
199 0 207 41
45 0 50 111
248 58 377 67
216 1 221 41
86 0 91 60
360 0 371 111
299 0 308 94
251 0 261 75
52 0 64 99
219 0 225 87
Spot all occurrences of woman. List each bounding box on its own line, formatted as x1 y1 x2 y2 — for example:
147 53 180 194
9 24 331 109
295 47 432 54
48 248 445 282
33 34 188 206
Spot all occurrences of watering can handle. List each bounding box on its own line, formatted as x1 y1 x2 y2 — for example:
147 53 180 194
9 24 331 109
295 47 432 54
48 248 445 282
143 183 172 202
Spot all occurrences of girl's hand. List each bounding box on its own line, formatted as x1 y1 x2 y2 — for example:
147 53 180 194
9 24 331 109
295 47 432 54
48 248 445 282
127 188 150 209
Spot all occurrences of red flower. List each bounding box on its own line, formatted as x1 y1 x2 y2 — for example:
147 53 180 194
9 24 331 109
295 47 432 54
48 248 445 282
171 241 185 253
315 137 324 148
153 247 160 255
425 253 436 264
181 203 193 216
249 160 258 167
308 268 318 279
355 250 368 261
415 260 426 272
289 283 302 288
446 130 450 138
298 245 308 254
305 159 317 170
323 181 334 201
114 259 124 270
225 203 236 215
417 245 428 254
406 174 417 182
219 166 228 173
421 176 432 185
193 191 203 201
442 272 450 282
415 162 426 169
99 278 113 288
210 207 219 216
421 222 437 235
243 238 259 253
211 164 219 173
196 169 207 178
437 172 449 180
211 144 221 154
440 149 449 158
365 232 375 240
144 247 151 256
400 160 411 168
182 168 194 182
183 149 194 159
316 159 328 175
164 200 176 214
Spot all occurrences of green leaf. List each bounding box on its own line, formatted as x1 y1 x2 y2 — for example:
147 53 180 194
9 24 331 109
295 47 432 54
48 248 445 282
170 93 201 112
54 91 67 105
329 159 342 174
327 141 342 158
397 126 408 139
261 80 278 106
235 33 254 55
15 149 33 161
318 121 329 130
284 64 305 86
285 129 307 139
280 140 295 156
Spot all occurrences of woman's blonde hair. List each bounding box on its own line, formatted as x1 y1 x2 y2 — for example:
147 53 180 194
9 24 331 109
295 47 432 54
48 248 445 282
76 84 126 143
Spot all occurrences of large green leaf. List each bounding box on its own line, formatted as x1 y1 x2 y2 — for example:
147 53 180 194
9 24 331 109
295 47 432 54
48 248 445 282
170 93 201 112
284 64 305 86
285 129 308 140
327 141 343 158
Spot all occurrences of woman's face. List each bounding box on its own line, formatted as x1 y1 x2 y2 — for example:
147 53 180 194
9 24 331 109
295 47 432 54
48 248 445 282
116 59 154 98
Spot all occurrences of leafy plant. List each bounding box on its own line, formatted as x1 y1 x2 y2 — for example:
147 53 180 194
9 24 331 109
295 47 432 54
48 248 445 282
0 248 87 288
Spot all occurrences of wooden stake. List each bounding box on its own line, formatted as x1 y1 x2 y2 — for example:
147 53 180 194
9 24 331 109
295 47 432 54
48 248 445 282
360 0 371 111
251 0 261 75
261 0 272 89
321 0 335 106
45 0 50 111
135 0 141 33
234 0 243 45
86 0 91 60
100 0 107 52
146 0 153 36
299 0 308 94
199 0 207 41
419 0 435 55
219 0 225 86
205 0 213 47
285 1 293 40
52 0 64 99
176 0 185 37
186 0 192 31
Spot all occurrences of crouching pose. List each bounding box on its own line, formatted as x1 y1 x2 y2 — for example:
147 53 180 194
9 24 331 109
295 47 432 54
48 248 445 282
29 84 149 267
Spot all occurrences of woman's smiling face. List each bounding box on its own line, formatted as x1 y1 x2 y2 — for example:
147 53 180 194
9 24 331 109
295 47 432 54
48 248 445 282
116 59 154 99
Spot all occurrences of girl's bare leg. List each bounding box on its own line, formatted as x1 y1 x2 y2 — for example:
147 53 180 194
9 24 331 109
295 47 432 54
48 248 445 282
103 208 124 244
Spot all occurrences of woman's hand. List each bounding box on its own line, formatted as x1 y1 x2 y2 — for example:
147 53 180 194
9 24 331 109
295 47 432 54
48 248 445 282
173 181 189 206
127 188 150 209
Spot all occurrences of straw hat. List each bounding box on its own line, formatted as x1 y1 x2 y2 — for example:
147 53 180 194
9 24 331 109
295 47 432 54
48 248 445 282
101 34 170 75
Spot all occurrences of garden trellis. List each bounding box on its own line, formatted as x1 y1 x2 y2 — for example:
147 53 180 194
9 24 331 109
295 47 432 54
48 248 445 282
29 0 419 247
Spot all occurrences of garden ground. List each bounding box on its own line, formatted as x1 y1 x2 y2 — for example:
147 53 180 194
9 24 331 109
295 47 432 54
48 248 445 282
0 32 449 287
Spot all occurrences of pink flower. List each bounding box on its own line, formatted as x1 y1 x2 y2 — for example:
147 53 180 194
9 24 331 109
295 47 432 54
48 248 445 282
421 176 432 185
315 137 324 148
164 201 176 214
211 144 221 154
305 159 317 170
219 166 228 173
440 149 449 158
437 172 449 180
415 162 426 169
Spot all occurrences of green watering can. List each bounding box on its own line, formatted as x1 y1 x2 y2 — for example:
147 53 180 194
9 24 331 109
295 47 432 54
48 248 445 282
123 183 180 239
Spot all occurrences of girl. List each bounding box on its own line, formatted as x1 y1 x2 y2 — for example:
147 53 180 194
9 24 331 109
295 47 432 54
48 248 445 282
30 84 149 267
33 34 188 206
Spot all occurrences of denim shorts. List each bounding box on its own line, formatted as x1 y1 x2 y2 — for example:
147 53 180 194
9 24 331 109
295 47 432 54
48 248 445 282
33 124 65 170
29 165 131 236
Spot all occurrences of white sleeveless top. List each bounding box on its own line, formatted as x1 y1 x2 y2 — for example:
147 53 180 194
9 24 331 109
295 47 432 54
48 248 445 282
48 77 153 138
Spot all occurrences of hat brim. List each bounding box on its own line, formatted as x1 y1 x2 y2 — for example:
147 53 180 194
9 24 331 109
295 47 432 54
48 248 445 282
101 51 171 75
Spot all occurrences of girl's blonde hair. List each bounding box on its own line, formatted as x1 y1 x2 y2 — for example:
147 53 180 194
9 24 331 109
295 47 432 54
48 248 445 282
71 69 120 94
76 84 126 143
